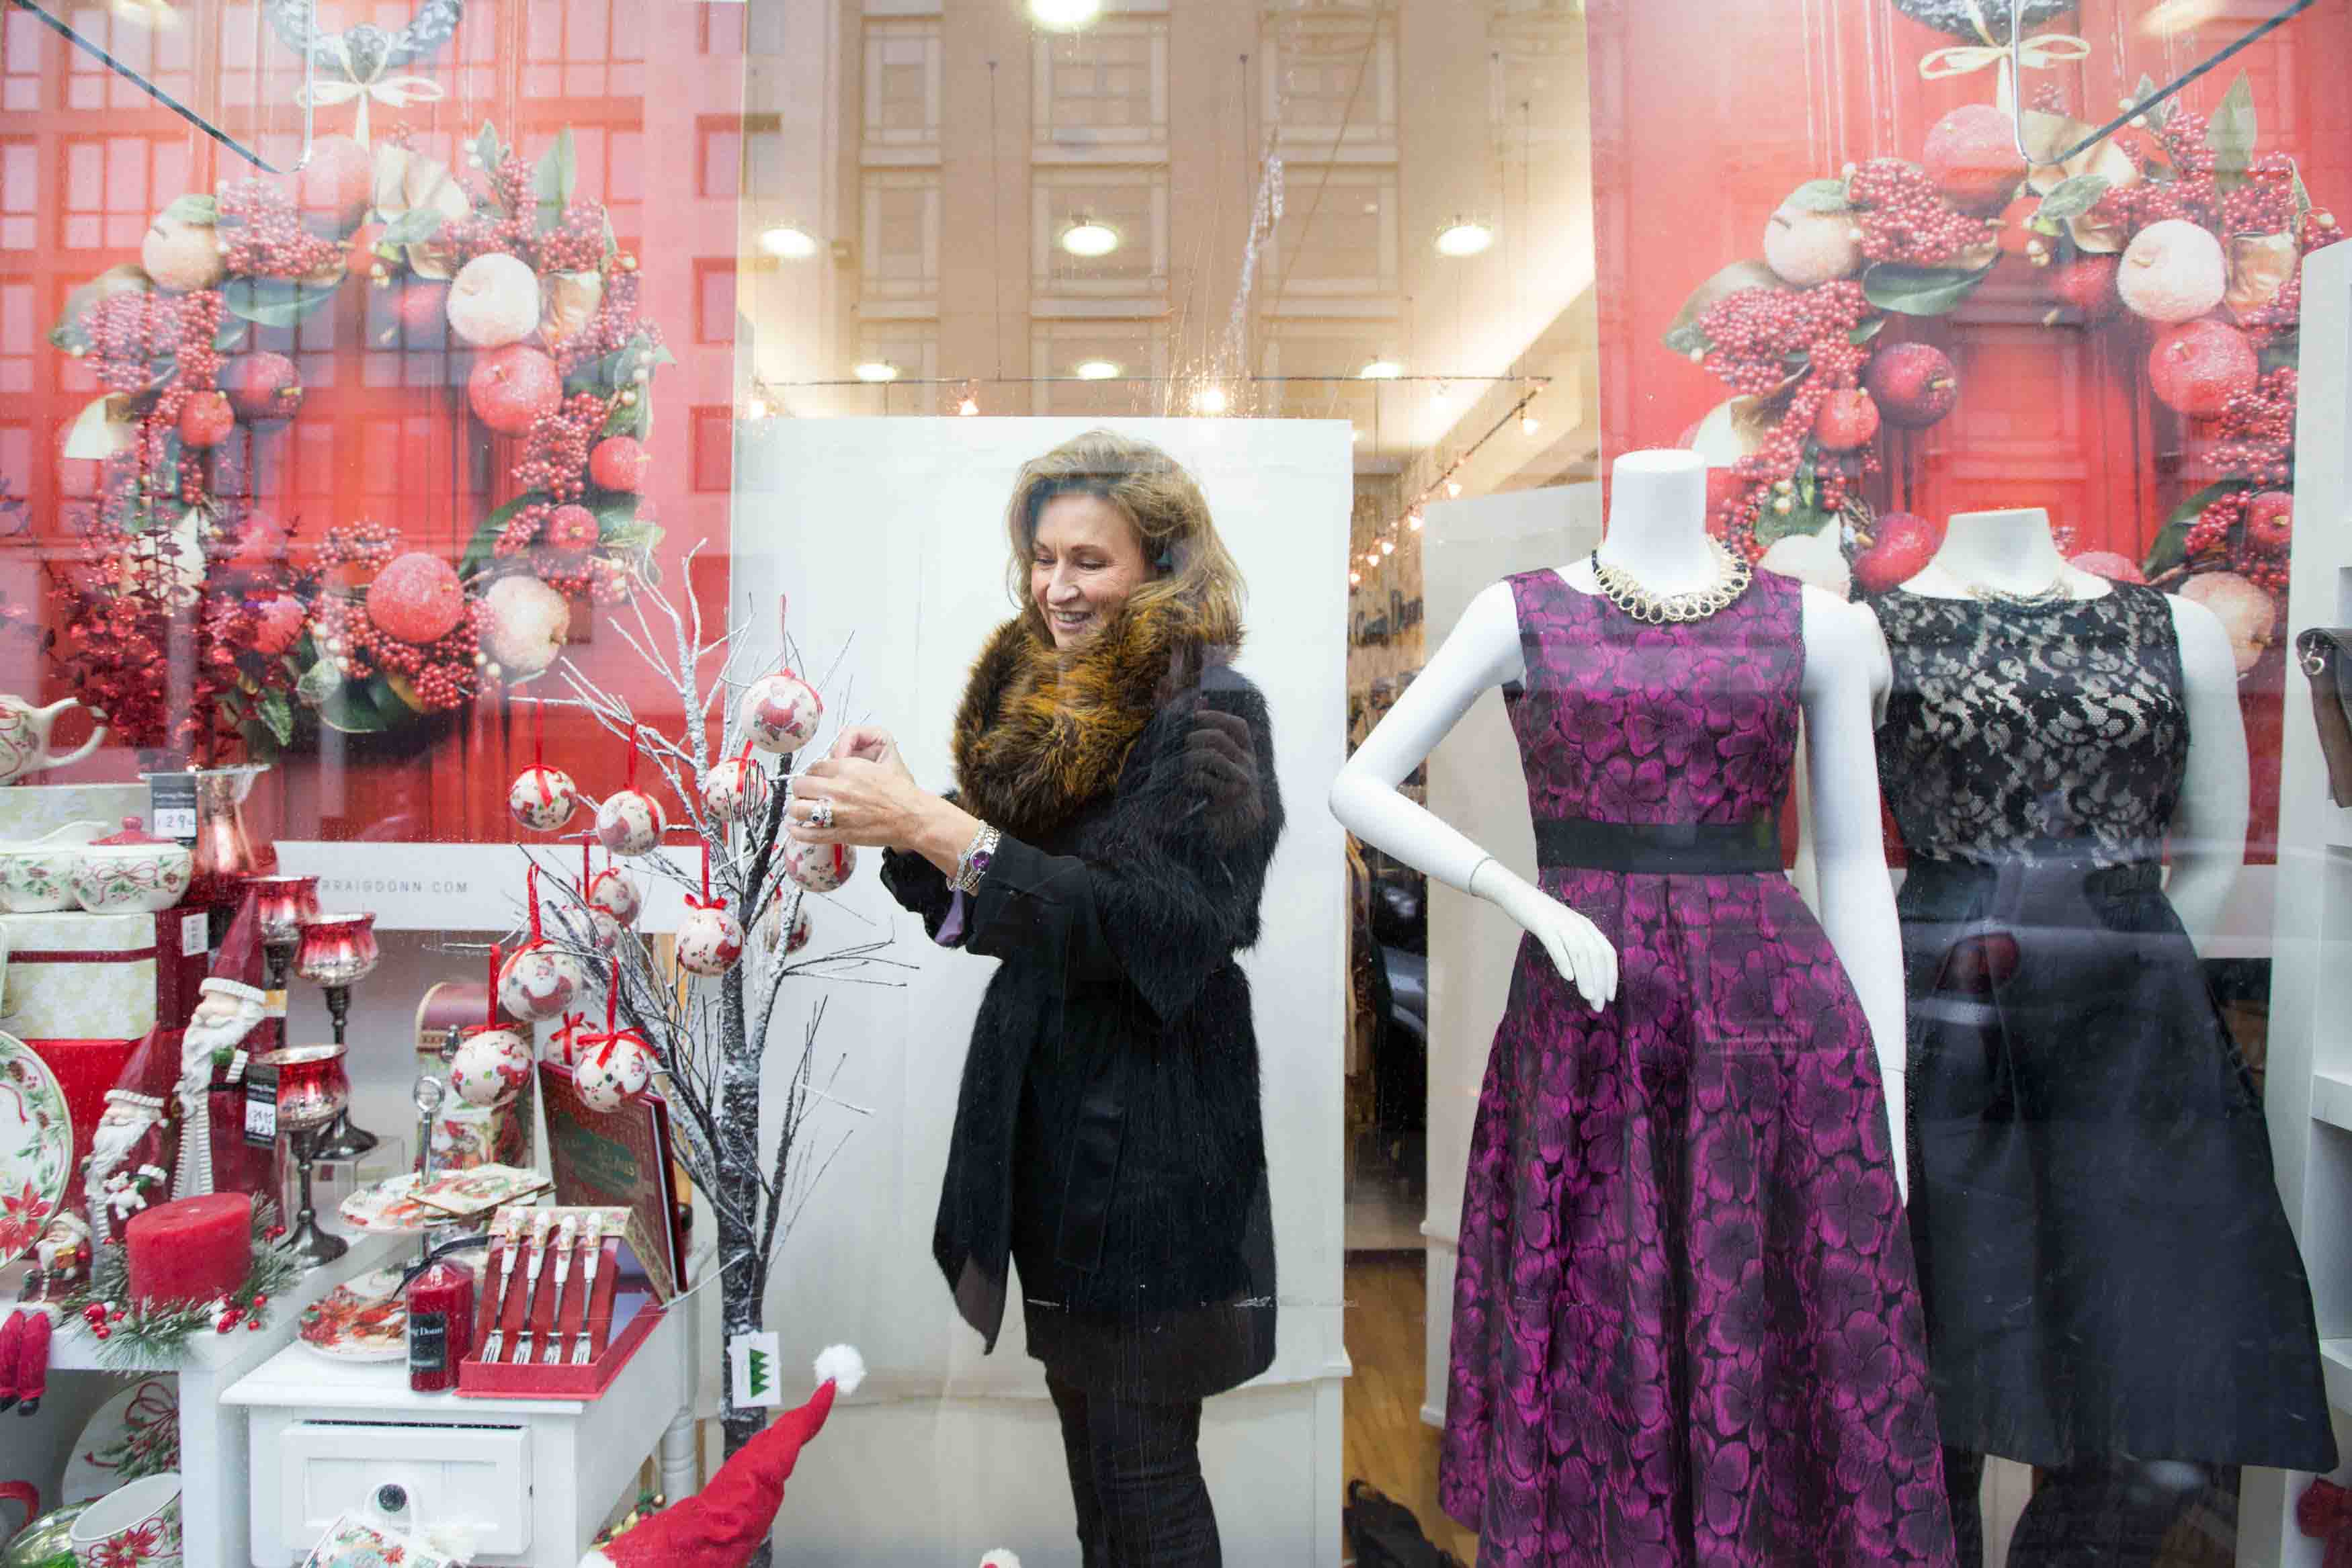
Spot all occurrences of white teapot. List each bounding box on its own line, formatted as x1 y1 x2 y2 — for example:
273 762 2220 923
0 696 103 786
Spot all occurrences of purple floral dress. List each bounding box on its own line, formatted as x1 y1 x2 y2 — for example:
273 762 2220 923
1438 568 1954 1566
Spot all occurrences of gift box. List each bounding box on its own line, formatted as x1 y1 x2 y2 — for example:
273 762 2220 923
24 1035 138 1174
458 1214 665 1401
1 908 210 1039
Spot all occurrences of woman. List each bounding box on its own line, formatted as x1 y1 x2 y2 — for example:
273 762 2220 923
786 429 1283 1566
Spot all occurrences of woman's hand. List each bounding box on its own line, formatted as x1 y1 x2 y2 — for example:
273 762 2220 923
830 725 907 770
790 726 980 869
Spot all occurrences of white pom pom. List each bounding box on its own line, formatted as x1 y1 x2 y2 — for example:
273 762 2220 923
812 1342 866 1397
981 1552 1023 1568
577 1552 618 1568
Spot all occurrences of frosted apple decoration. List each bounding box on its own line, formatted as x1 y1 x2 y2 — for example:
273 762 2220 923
595 789 666 856
469 344 563 436
142 206 225 293
450 1026 534 1108
784 836 855 894
482 574 571 680
677 902 745 977
702 754 771 824
509 765 580 831
499 942 586 1021
2069 550 2146 584
1761 202 1860 286
738 670 823 754
177 391 235 449
219 351 303 424
2146 319 2257 419
2180 571 2275 675
1853 513 1944 595
2117 220 2227 324
370 552 468 644
575 1031 655 1113
587 865 643 926
446 252 542 349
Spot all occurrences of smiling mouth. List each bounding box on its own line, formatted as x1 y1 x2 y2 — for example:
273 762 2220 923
1049 608 1093 631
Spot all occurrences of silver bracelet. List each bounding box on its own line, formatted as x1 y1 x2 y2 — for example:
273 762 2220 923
952 822 1003 895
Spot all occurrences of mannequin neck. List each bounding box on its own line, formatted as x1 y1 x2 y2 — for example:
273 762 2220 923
1916 507 2074 595
1583 450 1717 594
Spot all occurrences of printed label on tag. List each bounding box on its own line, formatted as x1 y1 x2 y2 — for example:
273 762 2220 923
409 1310 449 1376
730 1330 783 1408
181 912 208 953
151 807 197 839
146 773 198 842
242 1061 280 1147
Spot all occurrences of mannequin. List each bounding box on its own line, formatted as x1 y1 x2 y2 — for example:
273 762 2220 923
1329 447 1910 1175
1886 505 2248 939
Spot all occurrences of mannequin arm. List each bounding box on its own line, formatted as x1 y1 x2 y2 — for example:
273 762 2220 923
1798 591 1910 1201
1328 579 1618 1008
2163 595 2250 945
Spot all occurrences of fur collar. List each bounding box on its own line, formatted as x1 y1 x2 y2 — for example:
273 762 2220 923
952 597 1226 839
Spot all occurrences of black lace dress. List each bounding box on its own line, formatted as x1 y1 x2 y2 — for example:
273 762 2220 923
1872 583 2333 1472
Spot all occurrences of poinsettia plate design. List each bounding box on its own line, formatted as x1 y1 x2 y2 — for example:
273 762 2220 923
300 1510 460 1568
297 1266 409 1362
62 1376 179 1504
337 1173 437 1234
0 1029 72 1266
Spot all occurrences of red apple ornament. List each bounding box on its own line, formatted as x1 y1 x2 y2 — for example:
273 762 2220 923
1852 512 1944 595
1861 343 1958 429
469 345 564 437
1812 389 1880 452
2146 319 2257 419
369 552 468 644
2246 490 2294 554
1923 103 2029 210
177 390 235 449
219 351 303 425
589 436 649 493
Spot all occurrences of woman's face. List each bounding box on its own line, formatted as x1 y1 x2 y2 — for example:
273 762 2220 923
1031 492 1151 650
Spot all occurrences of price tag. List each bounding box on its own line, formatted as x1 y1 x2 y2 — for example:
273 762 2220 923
181 911 208 953
730 1331 783 1409
151 807 196 838
242 1059 280 1147
147 771 199 842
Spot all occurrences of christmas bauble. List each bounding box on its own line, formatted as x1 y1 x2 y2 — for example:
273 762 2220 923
449 1027 534 1108
759 899 812 957
595 789 666 856
575 1031 655 1113
587 865 643 926
498 941 586 1021
784 836 856 894
676 904 745 976
585 904 625 951
738 670 823 754
548 1014 597 1068
702 756 771 824
507 765 579 831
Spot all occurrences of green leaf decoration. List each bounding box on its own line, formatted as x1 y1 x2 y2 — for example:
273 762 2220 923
1752 504 1833 552
221 277 339 328
2207 72 2257 181
601 398 646 440
594 494 641 539
1783 177 1850 213
458 490 550 578
2132 73 2174 130
380 204 447 247
472 122 508 193
1849 316 1886 346
213 317 249 353
2142 479 2251 578
1861 257 1998 316
1663 320 1711 357
159 193 218 226
317 677 392 735
532 127 578 232
255 686 296 746
2035 173 2111 222
295 654 345 710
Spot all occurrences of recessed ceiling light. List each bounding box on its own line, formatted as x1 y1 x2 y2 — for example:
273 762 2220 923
758 225 818 260
1074 359 1121 380
1192 386 1229 415
958 396 980 416
1358 359 1402 380
1030 0 1101 30
1058 217 1120 258
1435 218 1495 257
1406 511 1425 532
1520 410 1542 435
852 360 899 383
745 396 769 421
1349 426 1363 443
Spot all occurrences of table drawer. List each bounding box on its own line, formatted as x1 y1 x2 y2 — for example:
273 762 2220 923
276 1420 532 1557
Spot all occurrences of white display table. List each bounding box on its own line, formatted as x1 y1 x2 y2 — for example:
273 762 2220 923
224 1284 698 1567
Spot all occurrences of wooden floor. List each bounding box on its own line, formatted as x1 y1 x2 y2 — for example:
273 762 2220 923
1343 1250 1480 1564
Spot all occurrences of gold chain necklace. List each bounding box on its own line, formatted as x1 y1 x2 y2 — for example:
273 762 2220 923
1963 572 2074 607
1589 540 1753 624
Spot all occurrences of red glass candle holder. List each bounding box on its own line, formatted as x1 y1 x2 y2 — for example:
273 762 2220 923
258 1043 348 1132
247 874 320 991
294 912 380 990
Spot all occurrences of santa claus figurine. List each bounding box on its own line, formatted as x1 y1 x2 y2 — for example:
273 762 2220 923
81 891 278 1242
581 1345 863 1568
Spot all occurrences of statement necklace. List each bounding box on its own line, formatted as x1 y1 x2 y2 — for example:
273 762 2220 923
1589 540 1753 624
1962 571 2074 607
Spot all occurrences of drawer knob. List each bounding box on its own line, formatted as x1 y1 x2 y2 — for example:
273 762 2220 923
374 1483 409 1515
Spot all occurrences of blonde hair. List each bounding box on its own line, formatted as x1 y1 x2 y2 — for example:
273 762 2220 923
1003 429 1245 649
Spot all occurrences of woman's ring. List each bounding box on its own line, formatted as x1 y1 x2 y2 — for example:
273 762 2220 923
809 798 835 830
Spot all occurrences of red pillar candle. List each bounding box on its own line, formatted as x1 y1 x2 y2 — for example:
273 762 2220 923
406 1256 476 1393
124 1192 252 1308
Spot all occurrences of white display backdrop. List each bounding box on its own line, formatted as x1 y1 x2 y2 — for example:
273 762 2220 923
729 417 1352 1564
1415 484 1598 1427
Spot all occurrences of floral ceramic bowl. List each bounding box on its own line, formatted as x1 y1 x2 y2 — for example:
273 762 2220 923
68 819 192 914
0 820 106 913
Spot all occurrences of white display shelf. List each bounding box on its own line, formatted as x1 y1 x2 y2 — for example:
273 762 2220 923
2323 1338 2352 1418
2311 1068 2352 1138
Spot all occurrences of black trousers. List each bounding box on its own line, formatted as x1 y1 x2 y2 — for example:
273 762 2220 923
1046 1375 1221 1567
1943 1446 2229 1567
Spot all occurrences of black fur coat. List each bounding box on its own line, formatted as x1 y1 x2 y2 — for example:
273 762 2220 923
881 600 1283 1401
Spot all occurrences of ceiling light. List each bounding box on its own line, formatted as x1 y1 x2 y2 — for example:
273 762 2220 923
1379 539 1395 556
1074 359 1121 380
852 360 899 383
1406 511 1424 532
1358 359 1402 380
1520 411 1542 435
1446 480 1463 498
1192 386 1229 415
1349 570 1362 586
1434 218 1495 257
757 225 818 260
1030 0 1101 30
1058 217 1120 258
1349 426 1363 443
745 396 769 421
958 396 980 417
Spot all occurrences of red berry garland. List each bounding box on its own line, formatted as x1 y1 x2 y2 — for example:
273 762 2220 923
1845 158 1993 266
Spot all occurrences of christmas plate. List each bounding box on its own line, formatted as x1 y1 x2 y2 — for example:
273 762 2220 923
338 1172 509 1235
0 1030 71 1267
414 1163 548 1216
60 1376 178 1504
298 1266 409 1362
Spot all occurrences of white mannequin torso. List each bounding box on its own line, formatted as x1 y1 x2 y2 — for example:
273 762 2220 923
1882 507 2249 942
1328 449 1912 1188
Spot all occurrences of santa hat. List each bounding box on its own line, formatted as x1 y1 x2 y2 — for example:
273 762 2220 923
199 889 267 1006
103 1026 180 1113
583 1345 864 1568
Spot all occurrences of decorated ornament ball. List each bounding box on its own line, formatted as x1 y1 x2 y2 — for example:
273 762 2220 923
784 836 856 894
588 865 644 926
446 251 543 349
738 670 823 754
702 756 772 824
509 764 581 830
596 789 667 856
499 941 588 1021
677 904 745 977
575 1031 655 1113
450 1027 534 1108
549 1014 596 1069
